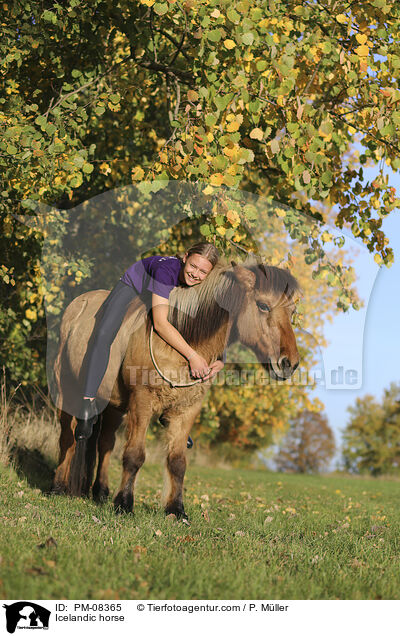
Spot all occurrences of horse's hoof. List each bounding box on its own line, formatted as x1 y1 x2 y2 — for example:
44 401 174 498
50 483 66 496
92 483 109 503
165 506 189 521
113 492 133 514
187 435 194 449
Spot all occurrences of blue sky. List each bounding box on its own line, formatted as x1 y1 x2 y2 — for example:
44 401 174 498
313 163 400 462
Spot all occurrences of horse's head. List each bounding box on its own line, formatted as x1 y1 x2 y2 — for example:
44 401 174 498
229 261 300 381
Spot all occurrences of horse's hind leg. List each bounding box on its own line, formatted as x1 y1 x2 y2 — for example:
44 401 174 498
113 392 152 514
163 401 202 520
52 409 75 494
92 405 124 503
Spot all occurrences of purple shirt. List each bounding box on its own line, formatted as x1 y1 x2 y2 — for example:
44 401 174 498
120 255 183 299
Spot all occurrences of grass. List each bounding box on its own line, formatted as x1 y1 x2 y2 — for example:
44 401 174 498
1 372 399 600
1 455 399 600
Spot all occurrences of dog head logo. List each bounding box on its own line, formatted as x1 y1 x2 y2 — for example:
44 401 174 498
3 602 50 633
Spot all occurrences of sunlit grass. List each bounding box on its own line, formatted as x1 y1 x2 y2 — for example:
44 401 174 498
1 455 399 600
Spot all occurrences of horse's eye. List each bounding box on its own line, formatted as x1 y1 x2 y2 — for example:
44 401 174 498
257 301 270 312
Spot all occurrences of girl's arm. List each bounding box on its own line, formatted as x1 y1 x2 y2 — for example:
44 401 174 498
151 293 210 378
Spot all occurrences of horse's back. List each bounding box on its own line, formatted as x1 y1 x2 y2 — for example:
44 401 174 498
56 289 147 408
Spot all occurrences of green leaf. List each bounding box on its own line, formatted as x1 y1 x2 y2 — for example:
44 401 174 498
205 113 217 127
227 8 241 23
42 10 56 23
45 123 57 136
241 32 254 46
207 29 222 42
153 2 168 16
35 115 47 128
200 224 211 236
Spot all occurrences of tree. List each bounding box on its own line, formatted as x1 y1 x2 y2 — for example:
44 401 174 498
274 410 336 473
342 383 400 475
1 1 397 440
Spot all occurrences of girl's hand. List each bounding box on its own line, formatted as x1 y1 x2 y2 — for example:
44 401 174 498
202 360 225 382
188 352 211 379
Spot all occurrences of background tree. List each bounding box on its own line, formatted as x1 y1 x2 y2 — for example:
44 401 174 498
342 383 400 475
274 409 336 473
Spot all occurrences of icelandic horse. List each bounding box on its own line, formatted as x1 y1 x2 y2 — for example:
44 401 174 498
52 260 300 519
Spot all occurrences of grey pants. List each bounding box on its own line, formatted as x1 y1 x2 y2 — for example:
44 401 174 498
83 280 138 397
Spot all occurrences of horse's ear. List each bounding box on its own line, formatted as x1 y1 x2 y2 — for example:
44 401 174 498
232 265 256 291
231 260 237 268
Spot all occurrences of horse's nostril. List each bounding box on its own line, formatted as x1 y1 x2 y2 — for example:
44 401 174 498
279 356 291 370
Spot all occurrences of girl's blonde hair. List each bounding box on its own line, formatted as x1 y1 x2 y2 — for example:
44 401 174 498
185 242 220 268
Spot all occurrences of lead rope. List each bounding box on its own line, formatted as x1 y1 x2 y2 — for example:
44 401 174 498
149 325 203 388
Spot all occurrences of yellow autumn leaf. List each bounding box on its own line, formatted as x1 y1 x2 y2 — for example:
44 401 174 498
227 209 240 227
210 8 220 18
100 162 111 175
226 120 239 132
355 45 369 57
132 166 144 180
187 89 199 101
202 185 214 195
216 226 226 236
356 33 368 45
25 308 37 321
250 128 263 141
210 173 224 186
336 14 347 23
224 39 236 50
276 208 286 218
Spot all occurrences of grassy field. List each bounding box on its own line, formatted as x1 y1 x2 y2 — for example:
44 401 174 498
1 446 399 600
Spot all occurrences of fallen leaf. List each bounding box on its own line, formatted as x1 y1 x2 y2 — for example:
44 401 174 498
264 516 274 524
235 531 245 537
154 530 163 537
37 537 57 550
26 566 46 576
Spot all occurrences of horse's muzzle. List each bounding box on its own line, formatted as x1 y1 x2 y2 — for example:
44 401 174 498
263 357 299 381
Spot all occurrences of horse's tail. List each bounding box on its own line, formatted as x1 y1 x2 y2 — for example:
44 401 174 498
69 438 88 496
68 413 101 497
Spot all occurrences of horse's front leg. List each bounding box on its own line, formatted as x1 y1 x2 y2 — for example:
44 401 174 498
113 391 153 514
163 400 203 520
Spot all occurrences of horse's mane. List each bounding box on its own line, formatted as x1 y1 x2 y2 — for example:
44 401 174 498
145 258 299 347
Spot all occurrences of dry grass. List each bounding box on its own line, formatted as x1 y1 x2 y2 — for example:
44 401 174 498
0 368 59 468
0 368 21 465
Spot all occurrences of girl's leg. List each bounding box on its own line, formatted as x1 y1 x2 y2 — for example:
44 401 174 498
75 281 137 440
83 281 138 399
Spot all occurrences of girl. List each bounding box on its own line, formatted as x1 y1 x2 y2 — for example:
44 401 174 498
75 242 224 440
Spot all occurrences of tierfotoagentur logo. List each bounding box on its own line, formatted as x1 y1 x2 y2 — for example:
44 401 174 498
3 602 50 633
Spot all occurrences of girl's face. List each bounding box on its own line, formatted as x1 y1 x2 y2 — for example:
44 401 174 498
180 252 213 286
